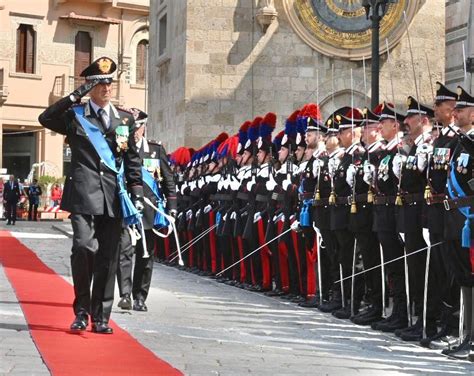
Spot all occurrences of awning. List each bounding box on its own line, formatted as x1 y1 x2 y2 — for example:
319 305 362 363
60 12 122 25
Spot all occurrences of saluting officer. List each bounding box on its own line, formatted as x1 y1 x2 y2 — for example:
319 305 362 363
38 57 143 334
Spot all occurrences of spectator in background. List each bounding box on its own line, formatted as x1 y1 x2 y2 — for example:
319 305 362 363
28 179 42 221
3 175 21 225
51 183 62 207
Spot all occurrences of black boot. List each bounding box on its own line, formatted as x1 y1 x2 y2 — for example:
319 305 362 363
299 296 319 308
441 335 472 360
351 306 383 325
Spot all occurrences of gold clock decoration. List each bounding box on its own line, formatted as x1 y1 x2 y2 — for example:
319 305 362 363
283 0 421 60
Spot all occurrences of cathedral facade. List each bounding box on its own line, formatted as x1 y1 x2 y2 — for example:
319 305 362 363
148 0 445 150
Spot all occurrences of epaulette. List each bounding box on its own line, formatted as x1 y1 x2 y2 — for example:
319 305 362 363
71 103 85 108
148 139 163 146
116 106 133 114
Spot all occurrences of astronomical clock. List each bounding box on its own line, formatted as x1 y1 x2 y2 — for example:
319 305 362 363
282 0 421 60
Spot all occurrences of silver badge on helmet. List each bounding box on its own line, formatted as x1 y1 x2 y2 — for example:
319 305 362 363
257 137 263 149
237 143 243 153
244 139 251 149
296 133 302 145
282 134 288 145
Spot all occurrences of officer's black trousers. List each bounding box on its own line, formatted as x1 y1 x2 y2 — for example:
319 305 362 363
377 230 407 312
28 202 38 221
404 230 427 316
70 213 122 323
117 228 156 301
318 228 336 301
355 231 382 309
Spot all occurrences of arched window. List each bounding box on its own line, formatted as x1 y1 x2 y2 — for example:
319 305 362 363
136 39 148 85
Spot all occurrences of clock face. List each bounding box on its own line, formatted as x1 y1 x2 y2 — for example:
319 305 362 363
284 0 418 60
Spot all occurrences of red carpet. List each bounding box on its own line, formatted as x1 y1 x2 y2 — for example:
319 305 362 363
0 231 182 376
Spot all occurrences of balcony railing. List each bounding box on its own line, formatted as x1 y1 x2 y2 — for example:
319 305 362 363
50 75 123 105
0 68 8 104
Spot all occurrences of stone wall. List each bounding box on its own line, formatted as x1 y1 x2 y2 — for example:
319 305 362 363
151 0 445 151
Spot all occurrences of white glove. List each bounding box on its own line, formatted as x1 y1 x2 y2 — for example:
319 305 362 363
189 181 196 191
229 177 240 191
328 157 340 176
180 181 188 195
203 204 212 214
392 154 406 180
253 211 262 223
197 177 205 189
230 211 237 220
416 143 433 155
266 174 278 191
362 163 375 186
282 176 292 191
186 209 193 220
290 220 301 232
417 153 428 172
346 164 357 188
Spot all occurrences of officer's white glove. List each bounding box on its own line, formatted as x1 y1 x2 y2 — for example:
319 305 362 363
416 143 433 155
189 181 196 191
186 209 193 220
290 220 301 232
282 176 292 191
229 177 240 191
230 211 237 220
253 211 262 223
197 177 205 189
203 204 212 214
328 158 340 176
417 153 428 172
266 175 278 191
312 159 323 177
392 154 407 180
362 163 376 186
346 164 357 188
180 181 188 195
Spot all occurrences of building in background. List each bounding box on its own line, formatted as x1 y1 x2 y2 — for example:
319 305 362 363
0 0 149 180
445 0 474 91
148 0 445 151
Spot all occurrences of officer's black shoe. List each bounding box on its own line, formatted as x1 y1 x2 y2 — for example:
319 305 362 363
351 308 382 326
332 305 352 319
419 325 450 348
69 315 88 331
299 297 319 308
291 295 306 303
264 289 284 297
92 322 113 334
401 323 437 342
133 299 148 312
378 316 408 333
224 279 238 286
280 293 296 300
318 299 342 313
442 335 472 359
117 294 132 310
216 276 228 283
6 221 11 225
371 313 396 330
395 319 421 337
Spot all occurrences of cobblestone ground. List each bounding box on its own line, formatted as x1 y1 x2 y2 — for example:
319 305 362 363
1 220 474 375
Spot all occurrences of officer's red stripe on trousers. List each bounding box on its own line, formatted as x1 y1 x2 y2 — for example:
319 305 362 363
0 231 182 376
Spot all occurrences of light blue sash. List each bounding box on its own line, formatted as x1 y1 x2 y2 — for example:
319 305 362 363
141 167 169 229
72 105 141 226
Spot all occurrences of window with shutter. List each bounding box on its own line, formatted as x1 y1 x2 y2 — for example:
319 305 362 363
16 24 36 74
136 39 148 85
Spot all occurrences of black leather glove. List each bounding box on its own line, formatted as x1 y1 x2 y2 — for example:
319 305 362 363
70 79 100 101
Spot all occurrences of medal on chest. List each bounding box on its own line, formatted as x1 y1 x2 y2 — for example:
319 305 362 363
456 153 470 175
144 157 162 181
378 155 391 182
115 125 129 153
433 148 450 170
406 155 417 171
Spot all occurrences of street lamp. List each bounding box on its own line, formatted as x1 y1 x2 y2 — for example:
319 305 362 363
362 0 398 108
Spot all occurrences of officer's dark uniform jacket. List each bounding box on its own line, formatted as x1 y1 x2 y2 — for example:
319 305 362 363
398 132 431 232
349 139 384 232
139 140 177 230
331 142 365 231
373 137 404 232
425 126 458 234
38 97 142 217
313 151 333 230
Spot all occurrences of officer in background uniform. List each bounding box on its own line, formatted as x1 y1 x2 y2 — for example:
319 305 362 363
38 57 143 334
442 86 474 360
117 109 177 312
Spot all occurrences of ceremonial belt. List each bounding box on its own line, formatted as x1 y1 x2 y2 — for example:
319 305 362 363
426 194 446 205
237 192 249 200
298 192 314 201
210 194 232 201
443 195 474 211
181 196 192 202
401 192 424 204
141 167 168 229
374 195 396 205
313 198 330 206
72 106 140 226
271 192 286 202
190 190 201 198
335 196 351 205
256 194 269 203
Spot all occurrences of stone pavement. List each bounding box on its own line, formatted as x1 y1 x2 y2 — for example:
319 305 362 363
1 220 474 375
